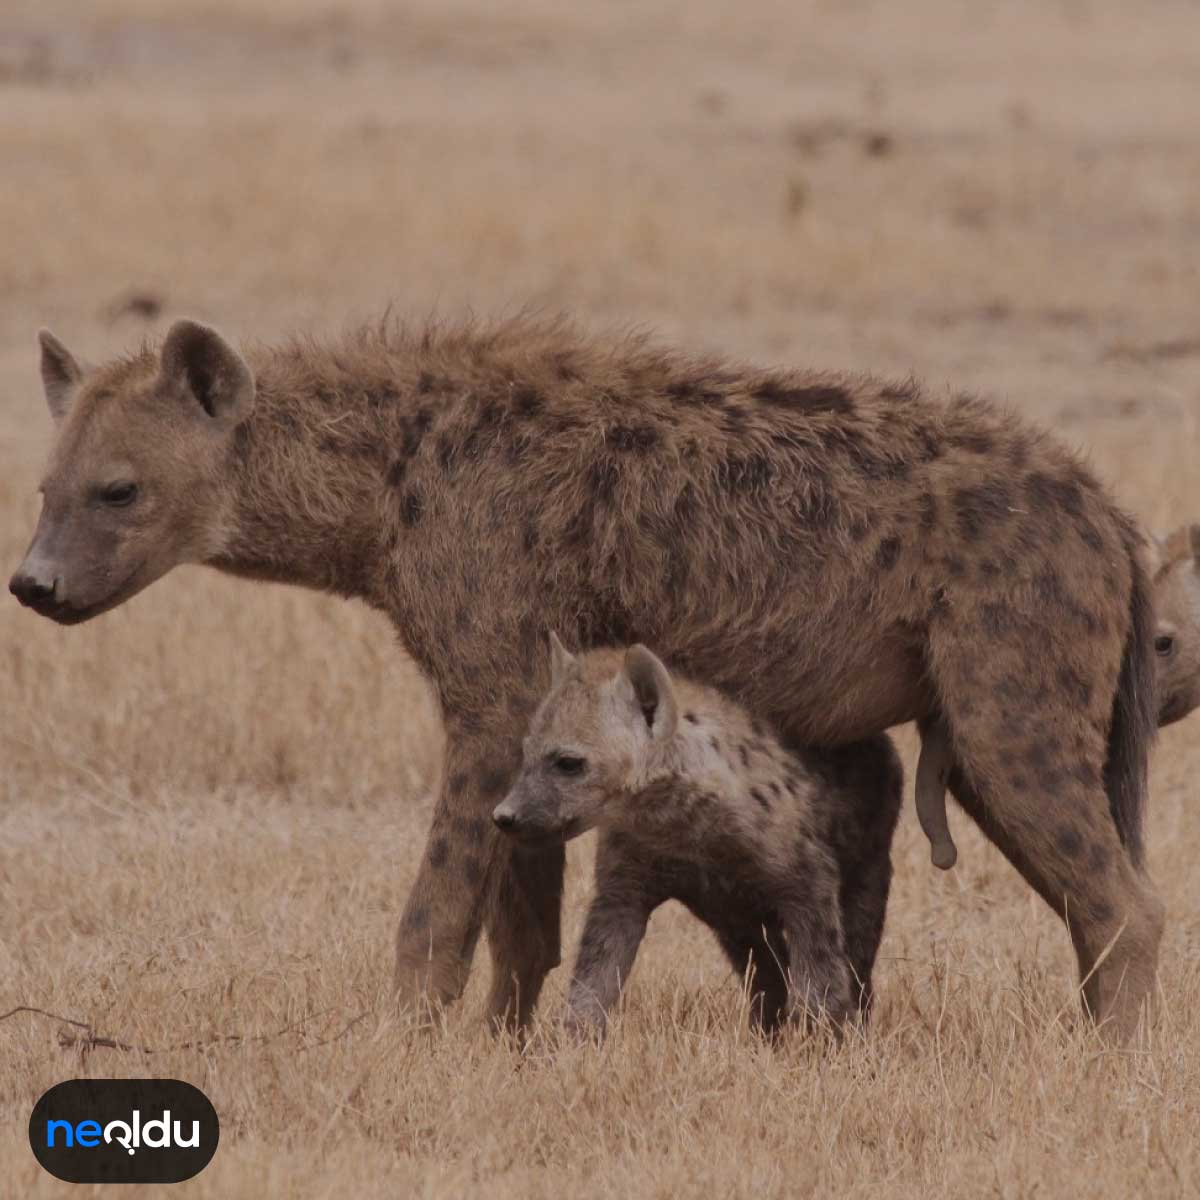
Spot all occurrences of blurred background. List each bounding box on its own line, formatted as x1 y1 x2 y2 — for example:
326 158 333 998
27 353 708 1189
1 3 1198 1196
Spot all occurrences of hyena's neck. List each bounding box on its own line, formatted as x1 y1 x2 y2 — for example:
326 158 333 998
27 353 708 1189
207 355 408 602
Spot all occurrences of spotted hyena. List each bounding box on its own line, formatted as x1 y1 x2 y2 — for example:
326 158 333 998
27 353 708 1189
915 522 1199 872
493 636 902 1036
10 315 1161 1041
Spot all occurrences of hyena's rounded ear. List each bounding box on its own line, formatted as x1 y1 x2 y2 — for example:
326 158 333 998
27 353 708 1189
622 645 678 741
160 319 255 429
38 328 84 424
1160 524 1195 569
548 631 579 686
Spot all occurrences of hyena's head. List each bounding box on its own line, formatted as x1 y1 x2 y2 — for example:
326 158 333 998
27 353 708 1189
493 635 679 843
1150 524 1200 726
9 321 254 624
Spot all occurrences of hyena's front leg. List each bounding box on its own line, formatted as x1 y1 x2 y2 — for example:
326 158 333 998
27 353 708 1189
565 843 657 1038
394 727 540 1024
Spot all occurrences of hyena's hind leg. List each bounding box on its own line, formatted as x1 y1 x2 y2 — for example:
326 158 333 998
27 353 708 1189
823 737 904 1019
776 841 854 1029
927 602 1164 1042
708 915 791 1035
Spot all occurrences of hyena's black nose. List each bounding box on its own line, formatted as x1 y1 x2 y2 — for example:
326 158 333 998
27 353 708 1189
492 806 518 832
9 571 57 609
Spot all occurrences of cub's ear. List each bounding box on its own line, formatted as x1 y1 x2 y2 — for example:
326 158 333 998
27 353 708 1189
1159 524 1198 570
621 644 678 741
548 631 579 687
161 319 255 428
38 329 84 423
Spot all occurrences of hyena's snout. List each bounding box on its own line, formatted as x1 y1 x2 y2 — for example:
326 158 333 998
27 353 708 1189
492 799 519 833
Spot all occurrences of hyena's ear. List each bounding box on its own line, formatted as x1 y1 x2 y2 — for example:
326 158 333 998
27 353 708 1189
160 319 255 429
548 631 579 686
621 645 678 741
38 329 84 423
1161 524 1194 568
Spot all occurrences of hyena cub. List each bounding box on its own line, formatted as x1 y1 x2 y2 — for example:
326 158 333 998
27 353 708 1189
494 635 902 1037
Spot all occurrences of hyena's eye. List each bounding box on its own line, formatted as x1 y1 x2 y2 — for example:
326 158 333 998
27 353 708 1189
99 482 139 507
1154 633 1176 657
550 753 587 776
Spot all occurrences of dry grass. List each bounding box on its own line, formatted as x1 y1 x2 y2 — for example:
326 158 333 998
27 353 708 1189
2 0 1200 1195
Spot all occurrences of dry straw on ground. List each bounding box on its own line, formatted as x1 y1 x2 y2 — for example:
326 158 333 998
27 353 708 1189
1 1 1198 1196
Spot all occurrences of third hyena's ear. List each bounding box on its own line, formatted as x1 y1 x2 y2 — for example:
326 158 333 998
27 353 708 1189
160 319 255 429
621 645 679 741
38 328 84 423
548 631 579 687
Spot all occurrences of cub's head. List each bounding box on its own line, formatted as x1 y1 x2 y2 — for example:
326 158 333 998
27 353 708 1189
492 635 679 843
1151 523 1200 726
8 321 254 624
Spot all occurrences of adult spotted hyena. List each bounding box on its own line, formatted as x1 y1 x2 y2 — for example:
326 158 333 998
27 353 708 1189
10 315 1161 1040
495 637 903 1036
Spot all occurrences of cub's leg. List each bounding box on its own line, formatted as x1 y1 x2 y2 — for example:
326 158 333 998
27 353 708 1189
708 915 791 1035
564 835 658 1039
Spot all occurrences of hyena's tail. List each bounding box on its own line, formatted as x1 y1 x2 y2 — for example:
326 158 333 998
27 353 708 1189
1103 524 1157 870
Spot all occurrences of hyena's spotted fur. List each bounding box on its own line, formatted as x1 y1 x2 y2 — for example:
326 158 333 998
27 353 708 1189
11 314 1162 1041
494 639 903 1035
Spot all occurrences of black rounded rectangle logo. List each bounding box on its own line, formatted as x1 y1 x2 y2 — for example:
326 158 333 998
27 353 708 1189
30 1079 218 1184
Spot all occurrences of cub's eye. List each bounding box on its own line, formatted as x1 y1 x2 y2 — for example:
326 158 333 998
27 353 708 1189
551 754 587 776
100 482 138 507
1154 633 1175 657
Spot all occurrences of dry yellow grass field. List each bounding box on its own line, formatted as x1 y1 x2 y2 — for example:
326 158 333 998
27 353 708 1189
2 1 1199 1195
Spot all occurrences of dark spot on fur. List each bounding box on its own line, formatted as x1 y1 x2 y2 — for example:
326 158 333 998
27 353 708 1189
1056 665 1093 708
429 837 450 869
1088 841 1109 873
1091 900 1114 924
954 481 1013 541
719 452 773 494
436 432 457 472
1027 471 1083 518
849 516 871 543
919 493 938 531
721 405 749 436
400 490 424 526
709 735 721 753
462 853 485 885
1075 516 1106 554
607 423 660 453
875 535 902 571
522 520 539 554
513 385 543 417
740 745 751 768
416 371 436 394
386 459 408 488
478 768 510 797
981 602 1013 636
448 772 469 796
1071 761 1101 789
949 429 994 455
750 787 771 812
665 378 724 405
684 711 698 724
753 381 855 414
943 555 966 578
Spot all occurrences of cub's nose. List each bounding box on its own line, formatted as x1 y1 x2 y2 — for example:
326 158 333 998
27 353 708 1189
492 804 519 832
9 571 58 609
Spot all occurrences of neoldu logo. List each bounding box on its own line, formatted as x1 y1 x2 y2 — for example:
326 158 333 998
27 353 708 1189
30 1079 219 1184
